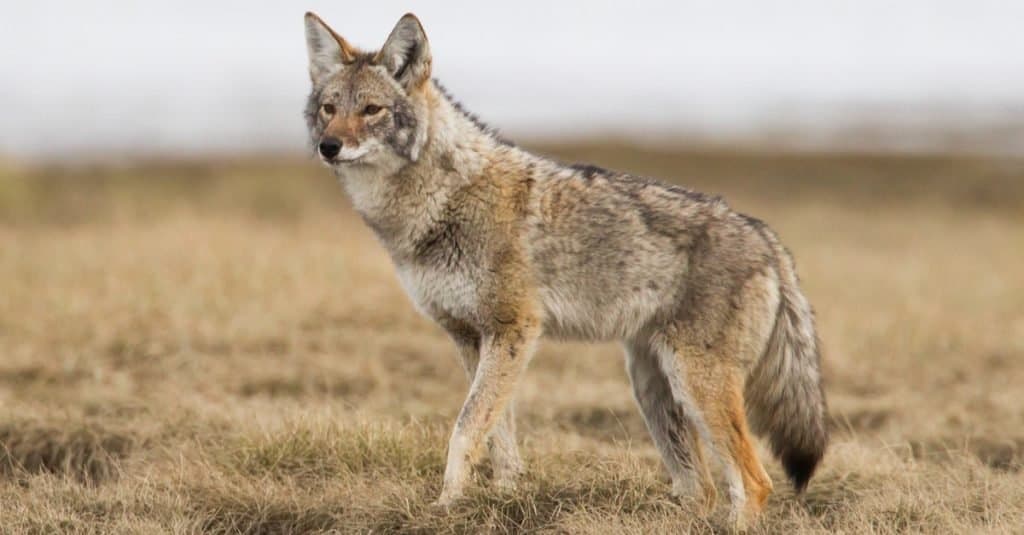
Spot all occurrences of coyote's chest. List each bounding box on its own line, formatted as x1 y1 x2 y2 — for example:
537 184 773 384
395 262 480 322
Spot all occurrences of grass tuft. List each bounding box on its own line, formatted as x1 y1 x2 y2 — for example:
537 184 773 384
0 421 134 485
229 420 446 483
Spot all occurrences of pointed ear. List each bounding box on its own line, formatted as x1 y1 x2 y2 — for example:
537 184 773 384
304 12 356 82
375 14 432 90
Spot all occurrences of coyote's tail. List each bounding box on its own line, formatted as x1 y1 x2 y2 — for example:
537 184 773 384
745 250 828 492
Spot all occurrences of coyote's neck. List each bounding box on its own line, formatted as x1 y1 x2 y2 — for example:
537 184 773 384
338 81 520 261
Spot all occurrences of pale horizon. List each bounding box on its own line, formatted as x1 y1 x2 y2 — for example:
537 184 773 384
3 0 1023 159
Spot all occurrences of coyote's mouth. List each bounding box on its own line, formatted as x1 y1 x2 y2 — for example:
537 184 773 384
323 155 366 166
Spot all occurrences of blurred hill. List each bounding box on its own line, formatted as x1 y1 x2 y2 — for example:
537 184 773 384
2 143 1021 227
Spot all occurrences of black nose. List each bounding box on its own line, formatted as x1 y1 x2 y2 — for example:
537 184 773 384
318 137 342 159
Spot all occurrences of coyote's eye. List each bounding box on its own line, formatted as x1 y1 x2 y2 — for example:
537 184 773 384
321 103 336 115
361 104 383 116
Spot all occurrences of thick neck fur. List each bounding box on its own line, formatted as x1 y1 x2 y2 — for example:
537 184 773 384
333 81 522 262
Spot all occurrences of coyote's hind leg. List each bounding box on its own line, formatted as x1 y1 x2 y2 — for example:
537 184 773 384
668 344 773 529
624 337 717 513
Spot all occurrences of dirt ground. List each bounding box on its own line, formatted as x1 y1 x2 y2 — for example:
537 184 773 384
1 144 1022 533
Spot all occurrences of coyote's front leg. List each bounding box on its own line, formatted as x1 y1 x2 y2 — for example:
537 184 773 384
445 333 524 490
434 320 539 506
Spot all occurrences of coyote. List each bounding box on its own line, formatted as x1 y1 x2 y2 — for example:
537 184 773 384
303 12 827 527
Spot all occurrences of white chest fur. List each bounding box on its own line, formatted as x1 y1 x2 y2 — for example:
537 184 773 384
395 262 479 321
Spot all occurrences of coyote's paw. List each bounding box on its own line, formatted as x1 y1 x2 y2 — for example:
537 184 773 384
671 479 717 516
429 492 461 512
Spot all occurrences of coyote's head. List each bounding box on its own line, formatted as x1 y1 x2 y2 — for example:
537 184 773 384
303 13 431 174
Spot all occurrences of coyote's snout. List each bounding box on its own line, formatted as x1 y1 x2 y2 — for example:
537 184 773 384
302 12 828 528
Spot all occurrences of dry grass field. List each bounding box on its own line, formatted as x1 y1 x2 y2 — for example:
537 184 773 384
1 144 1023 533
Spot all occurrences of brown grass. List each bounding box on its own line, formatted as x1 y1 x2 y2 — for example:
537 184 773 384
1 144 1022 533
0 421 134 485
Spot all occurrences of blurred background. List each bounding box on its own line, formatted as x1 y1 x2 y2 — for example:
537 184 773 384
2 3 1023 532
3 0 1024 159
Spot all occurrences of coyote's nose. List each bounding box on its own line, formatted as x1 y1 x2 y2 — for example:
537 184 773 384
318 137 342 159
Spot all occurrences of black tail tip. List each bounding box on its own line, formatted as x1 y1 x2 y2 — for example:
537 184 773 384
782 449 822 493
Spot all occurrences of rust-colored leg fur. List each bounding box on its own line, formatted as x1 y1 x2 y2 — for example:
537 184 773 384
678 350 773 528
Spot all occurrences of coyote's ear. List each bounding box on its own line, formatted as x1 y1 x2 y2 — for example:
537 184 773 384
376 14 432 91
304 12 356 81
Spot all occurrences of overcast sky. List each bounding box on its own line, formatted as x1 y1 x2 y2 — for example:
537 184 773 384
2 1 1023 157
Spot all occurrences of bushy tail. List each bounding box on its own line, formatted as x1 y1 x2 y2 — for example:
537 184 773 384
745 252 828 492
